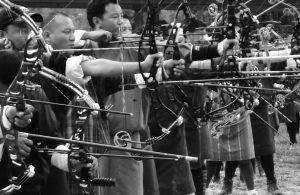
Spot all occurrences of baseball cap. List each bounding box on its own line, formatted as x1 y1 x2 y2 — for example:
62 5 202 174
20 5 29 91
0 7 43 30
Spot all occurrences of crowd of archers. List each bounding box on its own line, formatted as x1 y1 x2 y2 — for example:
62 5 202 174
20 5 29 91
0 0 300 194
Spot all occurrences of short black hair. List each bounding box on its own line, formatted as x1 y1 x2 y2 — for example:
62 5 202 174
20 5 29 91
0 50 22 85
86 0 118 28
42 12 70 30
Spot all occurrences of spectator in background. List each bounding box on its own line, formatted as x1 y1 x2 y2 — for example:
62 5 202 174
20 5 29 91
121 18 133 35
158 20 170 40
280 8 295 25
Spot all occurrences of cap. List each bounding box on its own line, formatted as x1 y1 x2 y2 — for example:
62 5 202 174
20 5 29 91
28 12 43 23
0 7 43 30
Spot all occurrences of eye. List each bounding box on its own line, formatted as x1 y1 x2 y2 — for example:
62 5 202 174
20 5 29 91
63 29 71 34
22 28 30 34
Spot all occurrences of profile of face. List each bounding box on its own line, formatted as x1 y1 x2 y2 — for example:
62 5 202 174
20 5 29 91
121 18 132 35
93 3 123 38
44 15 75 50
3 24 30 50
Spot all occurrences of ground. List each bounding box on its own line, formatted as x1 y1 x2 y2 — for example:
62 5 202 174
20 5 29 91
206 123 300 195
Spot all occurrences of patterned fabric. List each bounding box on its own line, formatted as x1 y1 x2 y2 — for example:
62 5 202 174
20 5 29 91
65 81 110 195
82 81 110 150
210 107 255 161
54 52 110 195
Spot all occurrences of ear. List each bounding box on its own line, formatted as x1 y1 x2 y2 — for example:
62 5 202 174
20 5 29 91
42 30 51 44
92 16 102 29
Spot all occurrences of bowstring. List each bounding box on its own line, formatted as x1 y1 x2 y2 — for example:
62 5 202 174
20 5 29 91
117 0 128 134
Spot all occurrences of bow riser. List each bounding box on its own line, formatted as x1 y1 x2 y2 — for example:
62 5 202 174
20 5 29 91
138 1 159 89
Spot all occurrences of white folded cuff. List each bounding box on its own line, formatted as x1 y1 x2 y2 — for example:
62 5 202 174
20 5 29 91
51 145 69 172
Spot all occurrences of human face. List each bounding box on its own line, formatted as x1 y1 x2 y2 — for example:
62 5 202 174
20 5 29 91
45 15 75 50
3 24 30 51
121 19 132 35
94 3 123 38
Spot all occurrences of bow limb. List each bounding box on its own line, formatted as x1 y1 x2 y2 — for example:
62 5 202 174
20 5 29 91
0 40 38 195
163 0 194 61
138 0 160 89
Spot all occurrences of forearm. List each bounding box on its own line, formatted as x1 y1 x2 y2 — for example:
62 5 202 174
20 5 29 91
253 49 291 63
81 59 145 77
80 31 90 40
189 59 213 70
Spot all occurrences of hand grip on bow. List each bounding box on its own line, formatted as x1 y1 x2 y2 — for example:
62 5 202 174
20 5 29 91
5 104 34 128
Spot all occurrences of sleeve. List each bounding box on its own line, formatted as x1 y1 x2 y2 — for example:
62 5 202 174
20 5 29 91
0 131 3 162
178 43 220 65
190 44 220 61
74 30 87 48
25 87 61 150
50 145 69 172
0 106 12 162
65 55 94 85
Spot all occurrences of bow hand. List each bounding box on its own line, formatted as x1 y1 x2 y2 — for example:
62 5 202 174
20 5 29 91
0 38 13 50
17 134 33 157
5 104 34 128
80 30 112 44
218 38 239 56
141 52 164 72
70 154 98 177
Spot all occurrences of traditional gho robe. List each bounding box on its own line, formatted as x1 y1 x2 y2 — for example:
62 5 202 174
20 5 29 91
83 40 159 195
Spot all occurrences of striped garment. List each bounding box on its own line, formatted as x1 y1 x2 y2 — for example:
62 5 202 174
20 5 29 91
66 80 110 195
209 107 255 161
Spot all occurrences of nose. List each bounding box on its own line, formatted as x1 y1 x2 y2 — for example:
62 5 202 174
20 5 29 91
69 31 75 42
117 16 123 26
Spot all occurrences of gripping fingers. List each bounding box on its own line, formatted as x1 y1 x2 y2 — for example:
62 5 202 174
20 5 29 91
105 32 112 42
14 104 34 126
14 116 33 127
173 65 185 77
18 137 33 157
4 39 12 49
24 104 35 115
